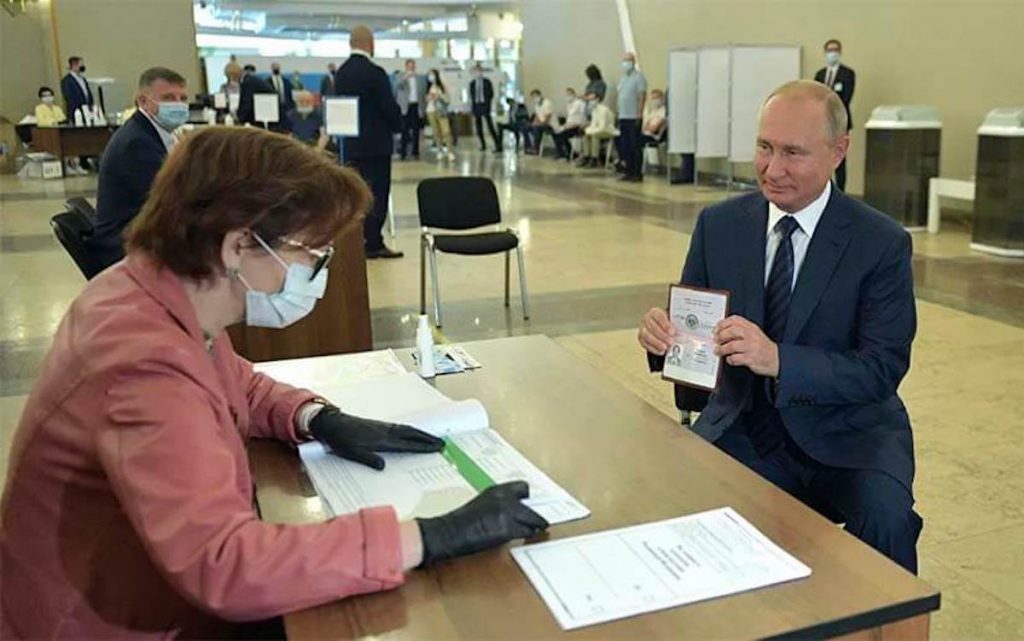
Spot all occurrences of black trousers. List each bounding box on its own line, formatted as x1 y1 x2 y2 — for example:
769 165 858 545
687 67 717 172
348 156 391 251
617 118 642 177
526 125 552 153
400 104 421 158
473 110 501 150
498 123 524 150
834 157 847 191
552 126 582 159
715 423 923 574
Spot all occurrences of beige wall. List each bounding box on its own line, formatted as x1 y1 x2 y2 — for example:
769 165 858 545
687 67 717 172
522 0 1024 195
52 0 200 113
0 2 60 123
519 0 623 103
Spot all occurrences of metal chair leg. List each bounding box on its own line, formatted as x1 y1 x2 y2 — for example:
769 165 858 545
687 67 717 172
387 194 396 239
429 244 442 327
504 251 511 307
515 244 530 320
419 234 427 314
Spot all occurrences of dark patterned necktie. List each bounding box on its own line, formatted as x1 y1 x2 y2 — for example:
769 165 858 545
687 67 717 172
764 216 800 342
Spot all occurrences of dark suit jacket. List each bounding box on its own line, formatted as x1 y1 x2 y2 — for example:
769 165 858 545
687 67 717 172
334 54 402 160
814 64 856 130
653 188 917 490
60 72 94 118
469 77 495 116
268 74 296 111
88 111 167 268
319 73 336 97
237 73 274 125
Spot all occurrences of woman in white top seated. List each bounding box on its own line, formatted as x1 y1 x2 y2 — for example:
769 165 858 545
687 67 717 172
576 94 618 168
640 89 668 146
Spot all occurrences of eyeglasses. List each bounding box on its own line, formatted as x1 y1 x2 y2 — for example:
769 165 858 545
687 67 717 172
279 237 335 281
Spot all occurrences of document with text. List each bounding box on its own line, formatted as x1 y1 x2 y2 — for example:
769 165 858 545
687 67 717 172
286 371 589 525
510 507 811 630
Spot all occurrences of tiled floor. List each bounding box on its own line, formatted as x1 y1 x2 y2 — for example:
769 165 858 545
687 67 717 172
2 147 1023 639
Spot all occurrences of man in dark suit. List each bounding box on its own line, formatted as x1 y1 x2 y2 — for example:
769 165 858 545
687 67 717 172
469 63 501 152
638 80 921 574
395 59 427 160
319 62 337 97
88 67 189 269
268 62 296 113
236 64 274 126
814 39 856 191
60 56 93 121
335 25 404 259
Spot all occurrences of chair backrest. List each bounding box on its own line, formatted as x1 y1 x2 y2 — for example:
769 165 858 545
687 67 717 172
65 196 97 224
416 176 502 231
50 211 102 280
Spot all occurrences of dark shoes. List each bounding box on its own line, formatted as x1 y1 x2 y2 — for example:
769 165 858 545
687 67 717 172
619 175 643 183
367 246 404 259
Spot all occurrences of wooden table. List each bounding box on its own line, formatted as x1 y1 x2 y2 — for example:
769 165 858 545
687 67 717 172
30 125 117 157
250 335 940 640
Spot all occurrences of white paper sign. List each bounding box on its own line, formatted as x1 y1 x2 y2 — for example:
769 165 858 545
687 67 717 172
253 93 279 124
324 97 360 136
213 92 227 109
228 92 240 113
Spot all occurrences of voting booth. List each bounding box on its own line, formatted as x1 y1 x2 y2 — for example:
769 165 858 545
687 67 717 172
972 108 1024 257
864 105 942 229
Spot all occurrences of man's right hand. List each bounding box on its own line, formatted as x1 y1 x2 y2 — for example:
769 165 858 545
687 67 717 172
638 307 675 355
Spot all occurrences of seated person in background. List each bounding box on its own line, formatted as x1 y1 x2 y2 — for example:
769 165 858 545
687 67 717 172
88 67 188 270
0 127 548 640
497 97 530 152
34 86 85 176
577 96 618 168
524 89 553 154
640 88 667 147
286 90 328 149
551 87 588 161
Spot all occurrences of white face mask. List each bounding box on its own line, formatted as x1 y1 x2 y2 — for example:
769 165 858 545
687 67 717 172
236 234 328 329
825 51 841 66
41 95 55 104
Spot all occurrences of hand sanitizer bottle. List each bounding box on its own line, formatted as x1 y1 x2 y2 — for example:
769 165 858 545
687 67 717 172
416 315 436 378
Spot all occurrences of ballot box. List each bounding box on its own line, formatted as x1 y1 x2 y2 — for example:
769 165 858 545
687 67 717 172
971 107 1024 257
864 105 942 229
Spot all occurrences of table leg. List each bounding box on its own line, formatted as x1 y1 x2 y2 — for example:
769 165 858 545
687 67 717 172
831 613 930 641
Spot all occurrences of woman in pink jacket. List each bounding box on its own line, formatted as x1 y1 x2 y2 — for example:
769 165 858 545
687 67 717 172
0 127 547 639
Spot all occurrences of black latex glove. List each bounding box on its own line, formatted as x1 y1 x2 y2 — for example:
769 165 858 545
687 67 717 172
417 480 549 567
309 406 444 470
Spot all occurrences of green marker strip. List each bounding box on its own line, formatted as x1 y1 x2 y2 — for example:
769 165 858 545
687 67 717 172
442 438 495 491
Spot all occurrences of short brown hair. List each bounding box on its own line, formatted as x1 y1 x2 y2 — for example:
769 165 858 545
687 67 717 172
125 127 370 279
138 66 186 90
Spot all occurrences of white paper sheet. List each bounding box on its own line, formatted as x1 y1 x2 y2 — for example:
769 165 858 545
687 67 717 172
213 92 227 109
255 349 407 390
253 93 279 123
324 96 359 136
511 507 811 630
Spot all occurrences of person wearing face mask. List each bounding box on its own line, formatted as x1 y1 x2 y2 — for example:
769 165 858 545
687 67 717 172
286 90 328 149
616 52 648 182
35 86 86 176
425 69 456 161
577 96 618 168
524 89 553 155
640 89 668 147
88 67 189 270
469 63 502 153
268 62 296 113
551 87 587 161
60 55 94 122
0 127 549 640
813 39 856 191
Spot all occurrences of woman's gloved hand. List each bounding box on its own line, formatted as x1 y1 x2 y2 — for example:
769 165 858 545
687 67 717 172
309 406 444 470
417 481 549 566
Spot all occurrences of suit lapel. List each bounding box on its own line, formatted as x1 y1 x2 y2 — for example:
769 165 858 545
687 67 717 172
739 196 769 326
784 189 854 342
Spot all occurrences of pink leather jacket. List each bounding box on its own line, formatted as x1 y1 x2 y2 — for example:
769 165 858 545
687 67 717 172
1 255 404 639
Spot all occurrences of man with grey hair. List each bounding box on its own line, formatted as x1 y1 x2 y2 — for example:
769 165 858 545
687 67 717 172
90 67 189 268
638 80 922 573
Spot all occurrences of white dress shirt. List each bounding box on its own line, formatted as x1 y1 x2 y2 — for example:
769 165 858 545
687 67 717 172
72 72 89 98
765 181 831 290
824 64 839 88
564 98 587 129
408 74 418 103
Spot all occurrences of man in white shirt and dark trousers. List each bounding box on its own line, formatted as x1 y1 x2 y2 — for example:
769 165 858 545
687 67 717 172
616 52 648 182
552 88 587 161
395 59 427 160
469 63 502 153
814 39 855 191
525 89 554 155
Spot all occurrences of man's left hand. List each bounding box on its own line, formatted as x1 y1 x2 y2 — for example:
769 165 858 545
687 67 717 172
714 315 780 378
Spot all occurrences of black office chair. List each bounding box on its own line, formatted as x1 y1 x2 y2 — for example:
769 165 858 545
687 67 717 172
417 177 530 328
50 211 102 280
65 196 96 224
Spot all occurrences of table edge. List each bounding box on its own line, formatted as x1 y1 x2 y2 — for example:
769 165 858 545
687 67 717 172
762 592 941 640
